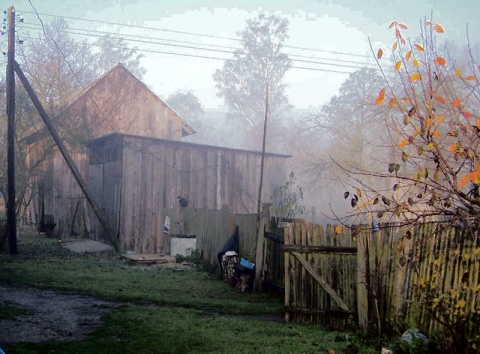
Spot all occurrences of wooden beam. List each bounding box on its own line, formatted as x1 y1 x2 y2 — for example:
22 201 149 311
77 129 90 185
285 306 356 319
291 251 351 312
13 60 120 252
283 244 357 254
6 6 17 255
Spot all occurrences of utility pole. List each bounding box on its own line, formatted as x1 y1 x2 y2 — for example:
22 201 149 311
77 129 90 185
6 6 17 255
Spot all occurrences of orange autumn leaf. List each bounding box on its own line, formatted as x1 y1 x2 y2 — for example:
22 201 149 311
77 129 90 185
434 23 445 33
388 21 396 29
455 69 462 77
398 139 408 147
389 98 397 107
465 75 476 81
477 119 480 129
394 61 402 71
432 130 441 138
392 41 398 51
435 96 446 104
449 144 457 153
377 48 384 59
411 73 421 82
452 98 461 107
405 50 412 61
334 225 342 235
414 43 424 51
434 56 446 66
425 20 431 26
375 88 386 105
398 23 408 30
460 175 468 188
436 114 444 123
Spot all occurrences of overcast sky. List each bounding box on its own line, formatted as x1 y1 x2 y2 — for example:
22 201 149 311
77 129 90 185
7 0 480 109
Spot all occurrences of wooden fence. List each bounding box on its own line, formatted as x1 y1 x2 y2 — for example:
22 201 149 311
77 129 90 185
146 207 480 339
283 219 480 339
166 207 258 265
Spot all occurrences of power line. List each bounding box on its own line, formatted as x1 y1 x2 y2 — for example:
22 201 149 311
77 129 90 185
21 22 377 68
19 23 374 73
18 9 374 60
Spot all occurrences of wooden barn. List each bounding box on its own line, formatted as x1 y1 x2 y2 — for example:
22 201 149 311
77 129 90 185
88 133 289 253
25 64 291 252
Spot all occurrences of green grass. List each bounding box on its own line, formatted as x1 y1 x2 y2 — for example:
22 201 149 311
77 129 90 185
0 230 378 353
0 301 34 320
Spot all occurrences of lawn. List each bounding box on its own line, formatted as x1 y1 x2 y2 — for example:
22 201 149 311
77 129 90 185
0 230 377 354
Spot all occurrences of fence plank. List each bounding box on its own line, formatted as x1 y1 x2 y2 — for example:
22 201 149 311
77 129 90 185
291 251 351 313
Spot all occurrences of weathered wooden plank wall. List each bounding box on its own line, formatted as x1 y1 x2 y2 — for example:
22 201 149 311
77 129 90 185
284 220 357 328
284 220 480 340
161 207 258 266
88 134 288 253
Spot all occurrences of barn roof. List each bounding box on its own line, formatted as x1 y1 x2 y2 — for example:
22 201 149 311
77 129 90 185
89 132 293 159
65 63 195 137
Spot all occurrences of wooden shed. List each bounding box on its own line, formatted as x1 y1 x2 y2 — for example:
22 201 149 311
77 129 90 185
25 64 291 252
25 63 194 237
88 133 290 253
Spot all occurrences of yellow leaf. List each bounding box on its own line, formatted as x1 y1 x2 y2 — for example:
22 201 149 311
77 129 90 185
455 68 462 77
334 225 342 235
377 48 383 59
434 23 445 33
410 73 421 82
405 50 412 61
394 61 402 71
435 96 446 104
434 259 441 266
413 59 419 67
414 43 424 51
392 41 398 51
398 139 408 147
356 188 362 197
434 56 446 66
436 114 444 123
465 75 476 81
427 142 434 150
375 88 386 105
389 98 397 107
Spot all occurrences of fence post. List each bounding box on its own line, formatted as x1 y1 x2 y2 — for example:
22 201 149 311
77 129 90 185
357 229 369 333
254 204 269 292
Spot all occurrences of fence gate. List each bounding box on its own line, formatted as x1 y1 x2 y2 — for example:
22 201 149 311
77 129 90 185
283 220 358 329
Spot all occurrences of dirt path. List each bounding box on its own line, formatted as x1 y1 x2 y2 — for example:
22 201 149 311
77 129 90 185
0 286 123 345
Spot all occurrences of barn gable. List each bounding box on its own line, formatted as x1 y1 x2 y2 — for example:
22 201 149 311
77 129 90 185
61 63 195 142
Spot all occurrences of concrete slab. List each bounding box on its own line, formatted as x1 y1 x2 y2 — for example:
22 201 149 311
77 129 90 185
63 239 113 253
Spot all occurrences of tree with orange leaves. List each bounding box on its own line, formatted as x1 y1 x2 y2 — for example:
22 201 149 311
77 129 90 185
342 20 480 227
